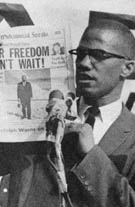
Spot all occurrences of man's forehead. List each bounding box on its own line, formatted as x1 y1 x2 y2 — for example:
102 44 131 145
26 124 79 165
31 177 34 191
81 27 115 40
80 27 121 49
82 19 127 39
79 21 135 59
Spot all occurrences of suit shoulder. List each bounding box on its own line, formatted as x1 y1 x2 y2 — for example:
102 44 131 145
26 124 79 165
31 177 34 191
17 82 22 85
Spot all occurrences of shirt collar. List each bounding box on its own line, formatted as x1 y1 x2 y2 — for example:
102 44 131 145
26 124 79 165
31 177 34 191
99 99 122 122
78 96 122 122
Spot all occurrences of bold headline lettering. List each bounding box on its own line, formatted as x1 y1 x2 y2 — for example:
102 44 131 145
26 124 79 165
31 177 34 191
0 46 50 70
10 46 49 58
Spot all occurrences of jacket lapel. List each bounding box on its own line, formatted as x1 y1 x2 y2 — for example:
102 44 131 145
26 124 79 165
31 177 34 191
99 106 131 155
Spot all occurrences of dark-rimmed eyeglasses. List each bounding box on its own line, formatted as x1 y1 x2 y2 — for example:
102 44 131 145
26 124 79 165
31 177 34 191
69 47 131 62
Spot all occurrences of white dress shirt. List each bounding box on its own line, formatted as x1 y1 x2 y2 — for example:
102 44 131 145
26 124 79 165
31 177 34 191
78 98 123 145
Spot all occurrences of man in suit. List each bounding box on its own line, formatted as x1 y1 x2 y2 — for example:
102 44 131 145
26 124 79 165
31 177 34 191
2 14 135 207
17 75 33 119
62 16 135 207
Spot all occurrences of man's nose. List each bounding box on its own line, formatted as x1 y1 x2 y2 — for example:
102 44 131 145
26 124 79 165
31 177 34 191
77 55 93 70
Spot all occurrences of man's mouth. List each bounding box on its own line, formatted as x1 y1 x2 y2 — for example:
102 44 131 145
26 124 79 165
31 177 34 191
77 73 95 82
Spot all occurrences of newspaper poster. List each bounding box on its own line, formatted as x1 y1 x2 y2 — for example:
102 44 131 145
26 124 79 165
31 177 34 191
0 26 74 142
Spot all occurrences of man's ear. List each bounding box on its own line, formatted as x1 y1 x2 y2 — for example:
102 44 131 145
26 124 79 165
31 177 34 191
120 60 135 79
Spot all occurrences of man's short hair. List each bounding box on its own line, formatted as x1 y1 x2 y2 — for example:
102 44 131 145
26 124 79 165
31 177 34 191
81 19 135 60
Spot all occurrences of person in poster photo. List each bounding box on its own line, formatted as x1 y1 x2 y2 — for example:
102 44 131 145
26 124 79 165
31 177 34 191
17 75 33 120
52 42 65 56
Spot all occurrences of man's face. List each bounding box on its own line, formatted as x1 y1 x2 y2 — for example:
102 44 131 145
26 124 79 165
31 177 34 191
76 27 126 100
54 44 61 54
22 75 27 82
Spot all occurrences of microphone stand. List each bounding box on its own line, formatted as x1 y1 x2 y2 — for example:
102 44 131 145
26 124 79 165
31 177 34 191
46 115 73 207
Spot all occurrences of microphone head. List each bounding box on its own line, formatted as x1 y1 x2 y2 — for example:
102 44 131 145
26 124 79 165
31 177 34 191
48 90 64 101
46 89 77 121
46 90 65 113
66 92 75 101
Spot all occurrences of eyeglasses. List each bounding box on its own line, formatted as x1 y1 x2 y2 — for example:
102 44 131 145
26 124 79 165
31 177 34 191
69 47 131 62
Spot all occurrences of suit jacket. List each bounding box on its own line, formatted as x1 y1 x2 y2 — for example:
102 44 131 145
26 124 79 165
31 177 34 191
17 82 32 105
2 106 135 207
64 106 135 207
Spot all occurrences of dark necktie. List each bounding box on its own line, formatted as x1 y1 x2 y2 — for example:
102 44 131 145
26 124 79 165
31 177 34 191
85 107 100 128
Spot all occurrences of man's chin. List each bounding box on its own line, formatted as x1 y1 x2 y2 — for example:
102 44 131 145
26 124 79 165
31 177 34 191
77 87 96 97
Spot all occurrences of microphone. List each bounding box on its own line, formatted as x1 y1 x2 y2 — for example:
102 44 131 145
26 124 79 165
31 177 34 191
46 90 67 140
45 90 68 196
46 90 77 125
46 90 74 207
